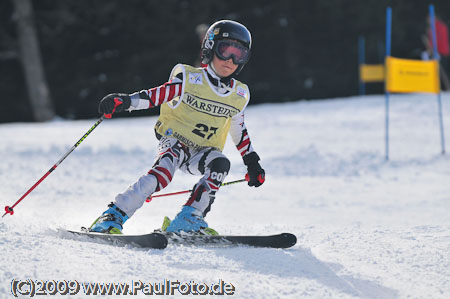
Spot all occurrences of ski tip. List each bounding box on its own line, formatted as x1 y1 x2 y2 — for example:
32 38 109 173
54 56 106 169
154 233 169 249
279 233 297 248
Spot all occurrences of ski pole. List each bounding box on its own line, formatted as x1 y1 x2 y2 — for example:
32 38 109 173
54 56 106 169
2 115 107 218
145 178 247 203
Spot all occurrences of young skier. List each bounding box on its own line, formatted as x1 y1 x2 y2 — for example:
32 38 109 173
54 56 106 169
89 20 265 235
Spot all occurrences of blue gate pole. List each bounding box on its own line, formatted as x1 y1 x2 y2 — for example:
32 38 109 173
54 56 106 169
429 4 446 154
384 6 392 160
358 36 366 95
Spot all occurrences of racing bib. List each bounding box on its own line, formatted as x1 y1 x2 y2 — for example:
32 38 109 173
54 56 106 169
155 64 249 151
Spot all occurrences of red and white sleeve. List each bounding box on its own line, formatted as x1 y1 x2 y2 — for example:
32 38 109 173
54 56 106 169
230 111 254 157
127 77 182 111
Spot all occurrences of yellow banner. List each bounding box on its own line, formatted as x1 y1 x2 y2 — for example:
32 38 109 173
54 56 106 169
386 56 440 94
359 64 385 82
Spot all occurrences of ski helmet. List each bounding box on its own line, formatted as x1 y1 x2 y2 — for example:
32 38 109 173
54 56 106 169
201 20 252 75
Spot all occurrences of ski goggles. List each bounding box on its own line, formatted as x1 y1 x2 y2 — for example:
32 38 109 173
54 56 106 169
214 40 250 65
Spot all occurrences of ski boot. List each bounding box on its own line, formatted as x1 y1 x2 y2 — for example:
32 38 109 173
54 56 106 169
89 203 129 234
163 206 218 235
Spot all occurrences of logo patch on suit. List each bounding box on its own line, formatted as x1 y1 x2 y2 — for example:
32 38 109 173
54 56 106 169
189 73 203 85
165 128 173 136
237 86 247 98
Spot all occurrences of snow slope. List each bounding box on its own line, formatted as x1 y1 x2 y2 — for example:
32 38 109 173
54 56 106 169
1 93 450 298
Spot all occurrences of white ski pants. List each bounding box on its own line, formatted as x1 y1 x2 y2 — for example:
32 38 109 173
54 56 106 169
114 137 230 217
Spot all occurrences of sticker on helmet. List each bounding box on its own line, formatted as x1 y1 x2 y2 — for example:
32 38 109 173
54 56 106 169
214 28 220 35
205 40 214 49
223 33 229 37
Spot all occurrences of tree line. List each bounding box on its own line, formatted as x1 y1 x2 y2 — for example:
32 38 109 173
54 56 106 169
1 0 448 122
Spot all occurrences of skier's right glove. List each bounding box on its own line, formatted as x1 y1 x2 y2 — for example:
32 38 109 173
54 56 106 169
98 93 131 118
243 152 265 187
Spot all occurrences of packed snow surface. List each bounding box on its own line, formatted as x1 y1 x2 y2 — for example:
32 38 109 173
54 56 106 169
1 93 450 298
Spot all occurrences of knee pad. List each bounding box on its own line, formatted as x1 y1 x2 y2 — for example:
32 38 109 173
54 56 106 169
185 157 230 216
207 157 230 179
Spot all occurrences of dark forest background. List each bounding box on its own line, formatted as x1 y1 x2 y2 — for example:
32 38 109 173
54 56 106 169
1 0 450 123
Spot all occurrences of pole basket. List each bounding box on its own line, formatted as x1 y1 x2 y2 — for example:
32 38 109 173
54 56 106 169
3 206 14 217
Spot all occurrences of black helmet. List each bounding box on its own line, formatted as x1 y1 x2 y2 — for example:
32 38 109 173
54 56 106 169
201 20 252 75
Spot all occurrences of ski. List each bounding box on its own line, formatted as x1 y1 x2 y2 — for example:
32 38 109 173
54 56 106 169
60 229 296 249
164 232 297 249
61 229 168 249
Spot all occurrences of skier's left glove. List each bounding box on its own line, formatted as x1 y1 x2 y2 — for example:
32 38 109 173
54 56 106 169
243 152 265 187
98 93 131 118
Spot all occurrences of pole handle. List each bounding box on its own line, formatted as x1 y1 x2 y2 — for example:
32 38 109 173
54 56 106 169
104 98 123 119
245 173 265 183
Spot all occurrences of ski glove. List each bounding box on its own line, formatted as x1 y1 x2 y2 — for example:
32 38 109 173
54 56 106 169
98 93 131 118
243 152 265 187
